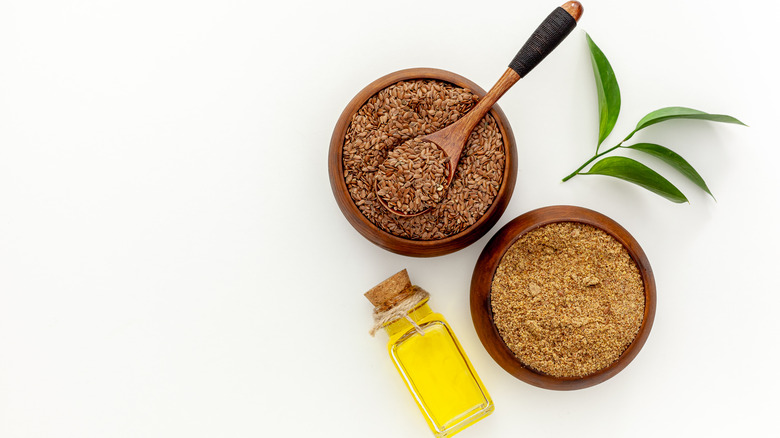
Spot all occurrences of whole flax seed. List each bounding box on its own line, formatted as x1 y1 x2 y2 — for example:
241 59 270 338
342 79 505 240
375 139 448 215
490 222 645 378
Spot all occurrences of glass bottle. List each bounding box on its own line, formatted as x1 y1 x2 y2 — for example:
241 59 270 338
366 269 493 438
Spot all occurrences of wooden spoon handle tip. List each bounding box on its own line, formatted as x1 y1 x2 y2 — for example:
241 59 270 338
562 1 584 22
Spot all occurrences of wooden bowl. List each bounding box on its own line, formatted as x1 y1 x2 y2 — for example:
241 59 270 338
470 205 656 390
328 68 518 257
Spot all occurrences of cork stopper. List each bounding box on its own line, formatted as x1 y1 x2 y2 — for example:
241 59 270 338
365 269 412 308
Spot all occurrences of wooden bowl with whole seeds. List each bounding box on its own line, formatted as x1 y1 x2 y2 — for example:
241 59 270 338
470 205 656 390
328 68 518 257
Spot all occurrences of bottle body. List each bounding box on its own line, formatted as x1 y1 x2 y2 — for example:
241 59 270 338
384 302 493 437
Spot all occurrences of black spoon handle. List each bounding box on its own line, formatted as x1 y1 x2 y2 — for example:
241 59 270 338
509 3 582 78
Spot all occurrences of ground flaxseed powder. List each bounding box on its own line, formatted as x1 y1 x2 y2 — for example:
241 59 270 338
490 222 645 378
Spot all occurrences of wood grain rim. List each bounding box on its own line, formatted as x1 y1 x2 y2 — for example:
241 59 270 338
470 205 657 390
328 68 518 257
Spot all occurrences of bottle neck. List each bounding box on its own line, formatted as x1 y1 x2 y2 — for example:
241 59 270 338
384 301 432 338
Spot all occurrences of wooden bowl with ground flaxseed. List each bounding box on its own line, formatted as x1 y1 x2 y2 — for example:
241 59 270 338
470 205 656 390
328 68 518 257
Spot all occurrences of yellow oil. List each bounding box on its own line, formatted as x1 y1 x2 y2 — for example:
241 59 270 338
384 301 493 437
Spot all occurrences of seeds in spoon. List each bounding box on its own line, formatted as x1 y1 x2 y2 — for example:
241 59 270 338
376 139 449 215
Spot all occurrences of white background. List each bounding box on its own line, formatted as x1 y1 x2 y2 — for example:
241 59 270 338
1 0 778 437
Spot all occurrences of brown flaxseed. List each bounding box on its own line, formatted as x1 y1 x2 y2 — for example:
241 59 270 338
490 222 645 378
342 79 505 240
375 139 448 215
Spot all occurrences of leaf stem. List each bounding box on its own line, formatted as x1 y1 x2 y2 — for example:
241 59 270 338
562 143 623 182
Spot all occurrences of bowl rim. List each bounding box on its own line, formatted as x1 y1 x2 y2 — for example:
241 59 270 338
328 67 518 257
470 205 657 390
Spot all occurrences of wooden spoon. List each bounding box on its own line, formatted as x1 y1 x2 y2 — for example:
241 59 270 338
377 1 584 217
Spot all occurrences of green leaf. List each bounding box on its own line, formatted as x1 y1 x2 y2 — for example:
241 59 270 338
583 156 688 203
586 33 621 150
623 106 747 142
625 143 714 199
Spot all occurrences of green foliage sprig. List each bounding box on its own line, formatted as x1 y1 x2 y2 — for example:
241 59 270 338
562 33 746 203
